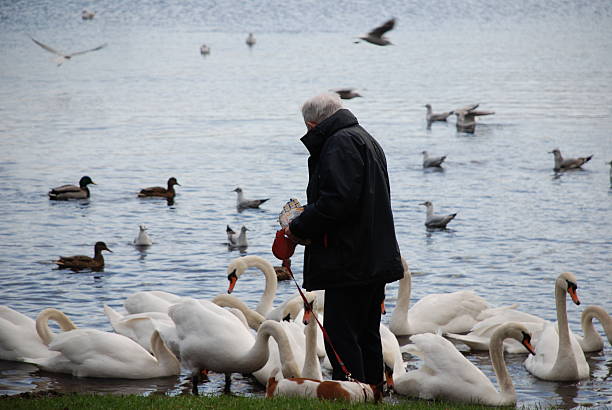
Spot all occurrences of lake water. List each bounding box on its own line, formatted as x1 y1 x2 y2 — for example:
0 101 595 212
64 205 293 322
0 0 611 408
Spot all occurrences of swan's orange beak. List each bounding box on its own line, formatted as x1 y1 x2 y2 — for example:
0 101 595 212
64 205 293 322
227 271 237 294
567 285 580 305
384 364 394 390
302 305 312 325
522 332 536 355
380 300 386 315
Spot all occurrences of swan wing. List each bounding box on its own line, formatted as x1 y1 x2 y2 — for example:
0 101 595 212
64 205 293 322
408 291 489 334
0 308 51 361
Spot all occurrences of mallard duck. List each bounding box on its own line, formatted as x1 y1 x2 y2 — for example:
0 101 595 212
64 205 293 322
48 176 95 200
274 259 292 282
138 177 180 199
54 241 112 271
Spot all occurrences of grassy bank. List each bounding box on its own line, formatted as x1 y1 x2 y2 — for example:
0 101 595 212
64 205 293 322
0 392 518 410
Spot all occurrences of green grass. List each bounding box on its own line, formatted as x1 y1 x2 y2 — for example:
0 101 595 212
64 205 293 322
0 392 523 410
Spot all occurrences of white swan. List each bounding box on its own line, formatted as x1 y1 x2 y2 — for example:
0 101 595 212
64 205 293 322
395 322 535 406
31 308 180 379
389 259 491 336
576 305 612 352
124 290 183 314
103 305 180 357
446 308 546 353
524 272 589 381
168 298 300 393
0 305 76 362
227 255 278 316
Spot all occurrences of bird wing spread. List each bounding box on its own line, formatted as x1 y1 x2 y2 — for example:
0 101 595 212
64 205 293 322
368 18 396 38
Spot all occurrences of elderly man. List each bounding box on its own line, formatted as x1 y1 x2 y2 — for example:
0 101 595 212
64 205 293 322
285 93 403 385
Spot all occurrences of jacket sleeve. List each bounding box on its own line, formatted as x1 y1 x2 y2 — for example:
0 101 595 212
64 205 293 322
290 136 364 240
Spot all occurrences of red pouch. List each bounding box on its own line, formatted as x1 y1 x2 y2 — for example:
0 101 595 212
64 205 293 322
272 229 298 260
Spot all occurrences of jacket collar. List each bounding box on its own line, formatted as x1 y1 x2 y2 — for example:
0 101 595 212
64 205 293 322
300 109 358 156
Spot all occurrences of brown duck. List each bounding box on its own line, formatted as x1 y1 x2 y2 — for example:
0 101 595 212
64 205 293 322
54 241 112 271
48 176 95 200
274 259 293 282
138 177 181 199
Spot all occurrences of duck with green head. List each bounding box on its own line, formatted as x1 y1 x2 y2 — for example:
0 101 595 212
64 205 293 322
48 176 95 200
54 241 112 272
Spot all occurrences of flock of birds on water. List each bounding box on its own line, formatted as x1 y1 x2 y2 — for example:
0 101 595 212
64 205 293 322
9 9 612 407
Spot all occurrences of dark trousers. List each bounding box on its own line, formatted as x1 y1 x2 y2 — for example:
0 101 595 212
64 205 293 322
323 282 385 385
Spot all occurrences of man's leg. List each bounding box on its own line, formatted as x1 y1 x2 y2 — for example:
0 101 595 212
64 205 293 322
323 286 365 382
358 282 385 385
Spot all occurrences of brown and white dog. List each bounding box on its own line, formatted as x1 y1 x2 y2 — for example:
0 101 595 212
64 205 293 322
266 368 382 403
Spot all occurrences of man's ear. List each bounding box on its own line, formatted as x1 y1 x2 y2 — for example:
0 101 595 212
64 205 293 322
306 121 318 130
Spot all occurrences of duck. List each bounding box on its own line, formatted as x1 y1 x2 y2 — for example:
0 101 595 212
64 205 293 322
54 241 112 271
395 322 535 406
246 33 256 47
0 305 76 362
133 225 153 246
549 148 592 171
138 177 180 199
81 9 95 20
30 308 180 379
332 88 362 99
453 103 495 133
356 18 395 46
48 176 95 200
524 272 589 381
168 298 300 393
389 258 493 336
233 187 269 211
419 201 456 229
422 151 447 168
274 259 293 281
425 104 453 126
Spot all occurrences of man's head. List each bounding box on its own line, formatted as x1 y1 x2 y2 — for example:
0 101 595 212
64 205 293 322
301 92 343 130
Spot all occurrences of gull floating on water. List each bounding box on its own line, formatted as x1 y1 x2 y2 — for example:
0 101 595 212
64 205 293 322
356 18 395 46
81 10 95 20
420 201 457 229
454 104 495 133
422 151 447 168
332 88 362 99
227 225 248 250
134 225 153 246
200 44 210 55
425 104 453 127
30 36 107 66
549 148 592 172
246 33 256 47
233 187 269 211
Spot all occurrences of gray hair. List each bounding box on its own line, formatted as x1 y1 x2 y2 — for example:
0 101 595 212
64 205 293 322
301 93 343 124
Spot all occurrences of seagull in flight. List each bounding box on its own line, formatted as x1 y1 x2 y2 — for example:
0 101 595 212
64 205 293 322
29 36 107 66
356 18 396 46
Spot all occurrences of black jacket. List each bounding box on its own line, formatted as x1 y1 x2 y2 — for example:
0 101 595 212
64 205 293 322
289 109 404 290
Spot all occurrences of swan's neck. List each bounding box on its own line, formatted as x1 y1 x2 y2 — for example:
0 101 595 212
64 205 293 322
150 330 180 373
553 283 577 373
35 308 77 345
489 327 515 399
212 294 264 330
582 306 612 346
390 258 411 333
238 320 299 376
302 315 322 379
245 257 277 315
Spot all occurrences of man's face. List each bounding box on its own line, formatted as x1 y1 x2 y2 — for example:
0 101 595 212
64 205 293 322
305 121 317 131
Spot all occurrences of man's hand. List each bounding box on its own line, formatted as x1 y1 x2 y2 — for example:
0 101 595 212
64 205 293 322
284 226 311 246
